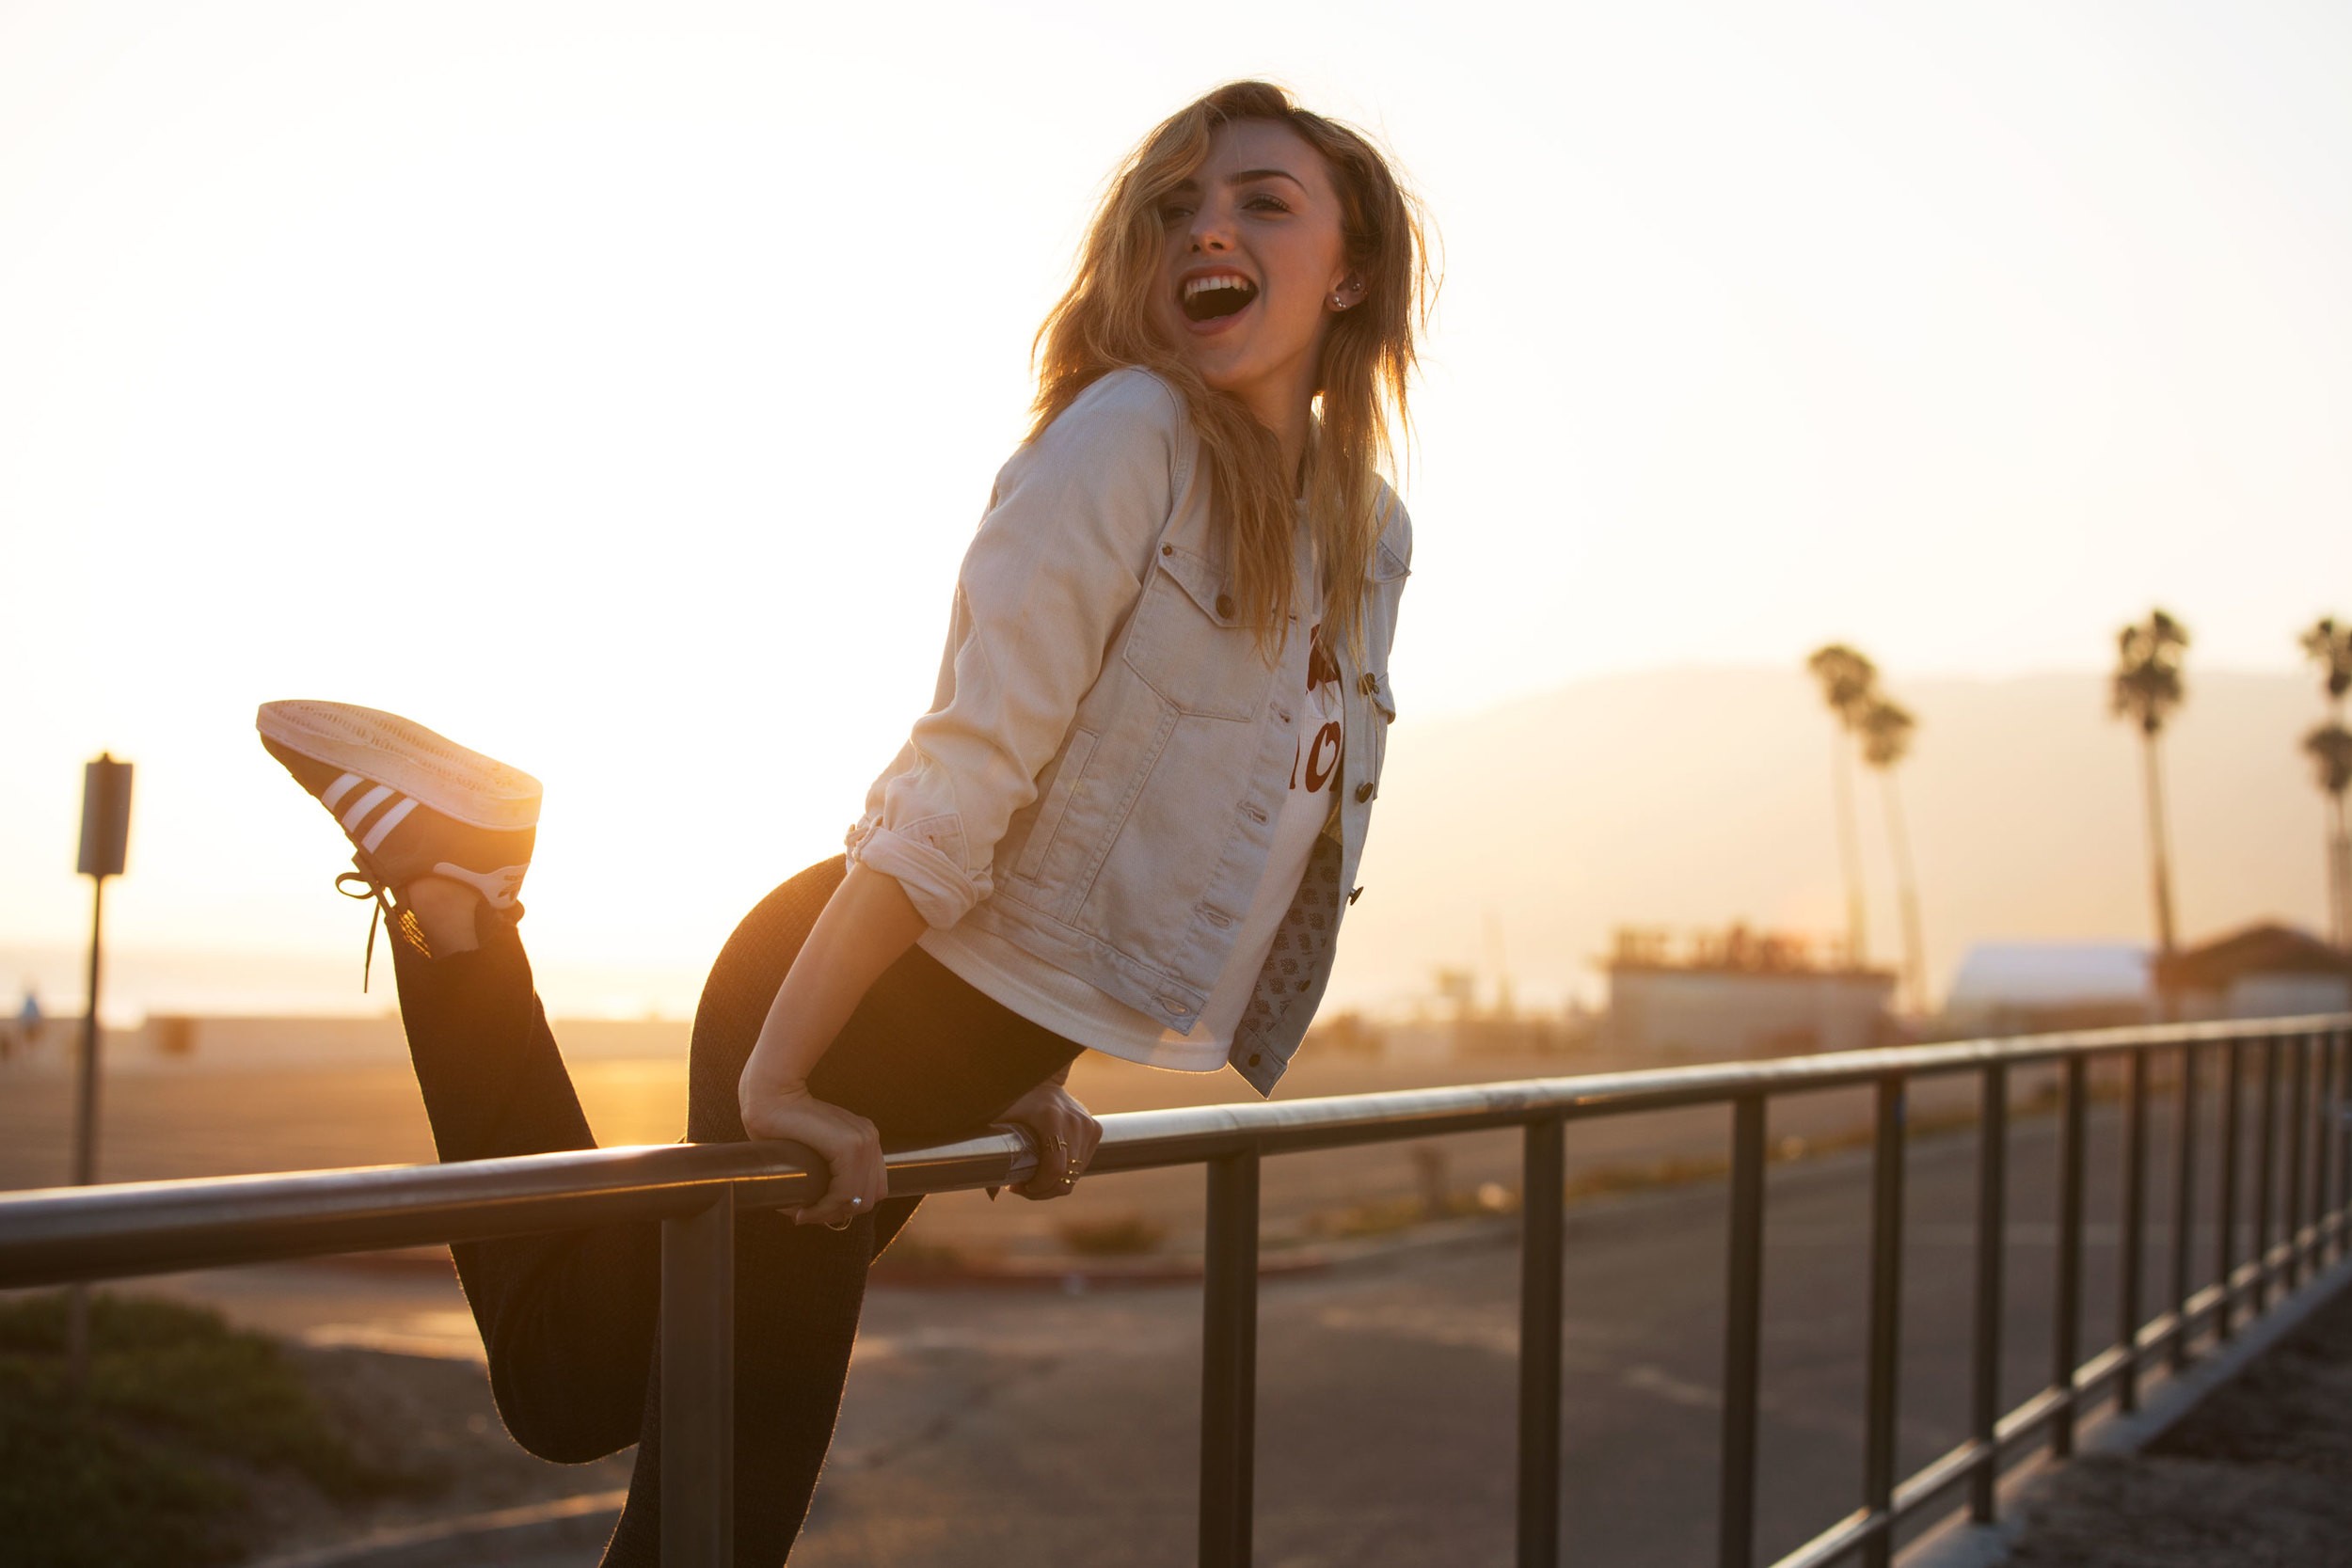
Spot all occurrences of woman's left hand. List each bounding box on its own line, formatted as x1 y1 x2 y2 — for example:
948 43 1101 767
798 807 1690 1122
994 1079 1102 1200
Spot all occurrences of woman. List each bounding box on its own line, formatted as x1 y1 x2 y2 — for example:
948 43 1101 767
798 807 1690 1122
256 79 1425 1563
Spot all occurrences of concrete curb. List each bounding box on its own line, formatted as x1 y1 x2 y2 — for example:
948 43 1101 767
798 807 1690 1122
869 1209 1527 1290
245 1489 627 1568
1899 1251 2352 1568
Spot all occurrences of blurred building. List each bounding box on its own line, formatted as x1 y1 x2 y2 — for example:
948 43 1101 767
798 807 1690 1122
2155 924 2352 1020
1944 942 2154 1035
1599 925 1895 1059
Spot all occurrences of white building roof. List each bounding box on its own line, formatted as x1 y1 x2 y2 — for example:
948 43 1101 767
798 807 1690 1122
1947 942 2153 1008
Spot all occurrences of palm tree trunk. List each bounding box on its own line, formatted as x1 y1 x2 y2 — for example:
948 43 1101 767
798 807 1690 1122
2325 798 2341 948
1880 771 1928 1014
2141 730 2178 956
2332 793 2350 949
1832 730 1868 968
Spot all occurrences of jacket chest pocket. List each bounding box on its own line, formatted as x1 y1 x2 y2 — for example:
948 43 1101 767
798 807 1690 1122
1121 545 1275 721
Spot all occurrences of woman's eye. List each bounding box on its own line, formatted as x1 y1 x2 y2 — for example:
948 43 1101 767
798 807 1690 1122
1246 195 1292 214
1158 203 1195 224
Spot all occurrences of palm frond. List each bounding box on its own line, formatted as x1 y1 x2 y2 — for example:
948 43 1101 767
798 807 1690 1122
2111 610 2190 736
1859 698 1915 769
2301 616 2352 702
1806 643 1879 725
2306 721 2352 797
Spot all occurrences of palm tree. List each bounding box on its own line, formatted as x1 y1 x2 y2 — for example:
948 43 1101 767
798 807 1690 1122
1859 696 1929 1013
2300 617 2352 944
2300 617 2352 709
1807 644 1878 968
2109 610 2189 957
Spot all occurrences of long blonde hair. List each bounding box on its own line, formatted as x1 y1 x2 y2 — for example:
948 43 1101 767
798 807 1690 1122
1030 81 1434 658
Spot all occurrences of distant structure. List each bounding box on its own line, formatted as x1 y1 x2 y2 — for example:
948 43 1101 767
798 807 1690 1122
1943 926 2352 1035
2156 923 2352 1021
1600 925 1896 1059
1945 942 2154 1036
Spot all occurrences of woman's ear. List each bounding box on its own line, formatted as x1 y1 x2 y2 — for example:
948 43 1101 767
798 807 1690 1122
1330 274 1368 311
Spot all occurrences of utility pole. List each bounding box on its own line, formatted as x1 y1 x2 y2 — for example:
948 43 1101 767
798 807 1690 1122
69 752 133 1392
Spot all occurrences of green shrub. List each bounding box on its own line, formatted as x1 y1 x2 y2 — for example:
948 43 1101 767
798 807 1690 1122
0 1292 421 1568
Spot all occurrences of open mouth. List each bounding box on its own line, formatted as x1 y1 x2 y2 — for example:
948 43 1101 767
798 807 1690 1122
1180 274 1259 324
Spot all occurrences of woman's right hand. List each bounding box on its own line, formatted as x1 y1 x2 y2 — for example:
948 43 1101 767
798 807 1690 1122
738 1075 888 1228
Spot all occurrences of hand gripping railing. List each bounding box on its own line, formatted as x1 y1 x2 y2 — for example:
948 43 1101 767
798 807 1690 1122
2 1015 2348 1567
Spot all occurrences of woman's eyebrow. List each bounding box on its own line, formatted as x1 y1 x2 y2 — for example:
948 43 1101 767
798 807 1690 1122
1167 168 1310 196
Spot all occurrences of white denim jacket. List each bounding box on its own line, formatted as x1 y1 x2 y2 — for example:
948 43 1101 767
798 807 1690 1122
845 368 1409 1095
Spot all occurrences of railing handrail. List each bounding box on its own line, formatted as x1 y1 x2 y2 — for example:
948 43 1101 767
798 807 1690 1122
4 1011 2345 1291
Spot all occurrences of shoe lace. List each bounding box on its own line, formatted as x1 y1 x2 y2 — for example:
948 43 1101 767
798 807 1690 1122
335 871 431 990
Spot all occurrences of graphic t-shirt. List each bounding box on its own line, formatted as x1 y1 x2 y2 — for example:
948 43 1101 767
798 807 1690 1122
918 543 1343 1071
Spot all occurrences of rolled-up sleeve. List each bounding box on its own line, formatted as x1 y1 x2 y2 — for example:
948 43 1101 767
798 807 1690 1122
845 370 1184 928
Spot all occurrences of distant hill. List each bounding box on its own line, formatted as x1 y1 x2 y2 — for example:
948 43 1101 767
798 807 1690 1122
1329 667 2337 1015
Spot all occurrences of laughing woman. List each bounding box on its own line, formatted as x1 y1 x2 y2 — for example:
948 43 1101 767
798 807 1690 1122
256 79 1427 1563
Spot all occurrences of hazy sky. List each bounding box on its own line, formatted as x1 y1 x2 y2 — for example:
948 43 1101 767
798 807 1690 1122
4 1 2347 1016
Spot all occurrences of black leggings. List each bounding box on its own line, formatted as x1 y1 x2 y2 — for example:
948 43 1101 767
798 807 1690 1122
388 855 1082 1565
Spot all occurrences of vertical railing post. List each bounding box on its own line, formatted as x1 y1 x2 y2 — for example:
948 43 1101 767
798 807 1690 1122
1967 1062 2008 1524
1518 1117 1566 1568
1718 1094 1767 1568
2253 1037 2280 1312
2217 1038 2244 1340
2168 1041 2199 1371
2285 1035 2311 1289
2323 1031 2344 1262
1200 1148 1261 1568
2337 1031 2351 1259
661 1186 736 1568
2051 1054 2088 1457
2116 1048 2149 1411
1861 1075 1907 1568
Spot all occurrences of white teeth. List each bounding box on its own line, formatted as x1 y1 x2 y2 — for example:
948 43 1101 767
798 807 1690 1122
1184 275 1254 300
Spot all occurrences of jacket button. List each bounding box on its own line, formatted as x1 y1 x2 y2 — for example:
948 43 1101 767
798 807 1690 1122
1162 544 1174 556
1216 593 1235 618
1355 782 1375 803
1359 672 1380 695
1247 1053 1262 1068
1348 885 1364 905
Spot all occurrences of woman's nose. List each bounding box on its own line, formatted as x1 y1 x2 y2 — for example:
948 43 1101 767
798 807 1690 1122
1188 204 1235 253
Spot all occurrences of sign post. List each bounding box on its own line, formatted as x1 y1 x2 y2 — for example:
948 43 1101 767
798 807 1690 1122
69 752 132 1390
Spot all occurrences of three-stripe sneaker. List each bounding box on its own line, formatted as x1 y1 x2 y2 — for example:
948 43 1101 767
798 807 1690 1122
256 700 541 919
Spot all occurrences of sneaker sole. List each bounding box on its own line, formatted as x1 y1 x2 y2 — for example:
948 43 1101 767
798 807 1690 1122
256 701 542 832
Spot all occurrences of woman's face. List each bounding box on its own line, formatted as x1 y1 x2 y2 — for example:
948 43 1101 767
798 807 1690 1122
1155 119 1361 432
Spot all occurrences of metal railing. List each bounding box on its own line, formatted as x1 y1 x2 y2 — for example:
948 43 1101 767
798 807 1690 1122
3 1015 2348 1567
